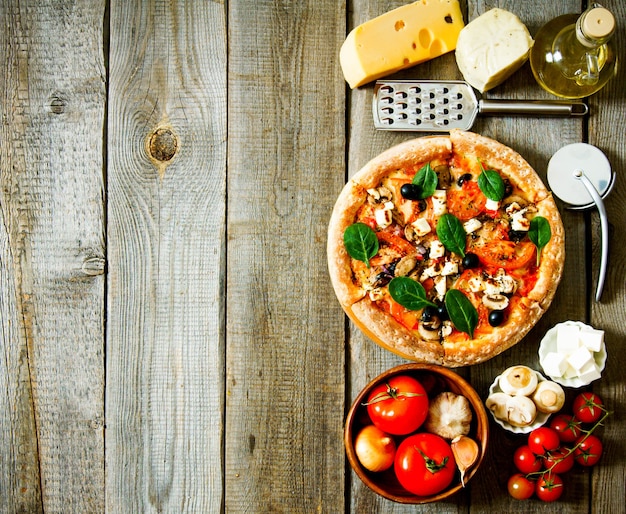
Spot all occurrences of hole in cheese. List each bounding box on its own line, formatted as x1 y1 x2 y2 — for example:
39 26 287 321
395 20 405 31
419 28 432 48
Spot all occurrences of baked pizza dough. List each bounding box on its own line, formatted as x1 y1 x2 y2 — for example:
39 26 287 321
328 130 565 367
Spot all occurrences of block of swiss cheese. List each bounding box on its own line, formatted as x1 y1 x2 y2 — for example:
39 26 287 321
340 0 465 89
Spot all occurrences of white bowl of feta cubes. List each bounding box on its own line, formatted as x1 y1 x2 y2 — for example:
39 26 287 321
538 321 607 388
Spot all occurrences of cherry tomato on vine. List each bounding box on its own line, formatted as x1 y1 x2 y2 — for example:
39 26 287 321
544 447 574 474
507 473 535 500
365 375 428 435
394 433 455 496
550 414 582 443
535 473 564 502
574 434 603 466
513 445 542 474
528 427 561 456
573 392 604 424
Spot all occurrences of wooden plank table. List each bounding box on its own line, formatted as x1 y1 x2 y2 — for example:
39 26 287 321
0 0 624 512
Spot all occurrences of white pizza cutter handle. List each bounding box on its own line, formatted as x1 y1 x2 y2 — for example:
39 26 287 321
574 169 608 301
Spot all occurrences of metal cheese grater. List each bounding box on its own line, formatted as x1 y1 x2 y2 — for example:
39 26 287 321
373 80 588 132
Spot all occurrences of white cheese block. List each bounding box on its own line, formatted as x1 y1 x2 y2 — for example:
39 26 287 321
485 198 500 211
412 217 432 237
542 351 568 378
580 327 604 352
455 8 534 92
463 218 482 234
556 324 581 353
567 345 594 371
431 190 448 216
577 361 602 384
430 239 445 259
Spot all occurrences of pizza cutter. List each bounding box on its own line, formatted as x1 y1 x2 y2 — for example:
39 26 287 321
547 143 615 301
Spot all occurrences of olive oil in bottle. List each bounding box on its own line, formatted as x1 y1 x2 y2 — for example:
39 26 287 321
530 4 617 99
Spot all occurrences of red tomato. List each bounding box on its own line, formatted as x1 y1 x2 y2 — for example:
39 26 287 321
528 427 561 456
535 473 564 502
507 473 535 500
513 445 543 474
447 181 486 221
544 447 574 474
574 434 603 466
473 240 536 271
365 375 428 435
394 433 456 496
573 392 605 424
550 414 582 443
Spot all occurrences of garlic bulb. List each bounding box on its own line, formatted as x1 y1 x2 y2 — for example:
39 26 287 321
424 391 473 440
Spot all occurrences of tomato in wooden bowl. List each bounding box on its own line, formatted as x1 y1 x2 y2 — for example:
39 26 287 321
344 363 489 504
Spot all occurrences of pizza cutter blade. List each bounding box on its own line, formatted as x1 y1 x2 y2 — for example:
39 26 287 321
547 143 615 301
373 80 588 132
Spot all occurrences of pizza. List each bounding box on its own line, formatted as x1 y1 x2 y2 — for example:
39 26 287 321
327 130 565 367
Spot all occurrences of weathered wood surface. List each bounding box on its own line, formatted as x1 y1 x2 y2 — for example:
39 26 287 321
0 0 624 513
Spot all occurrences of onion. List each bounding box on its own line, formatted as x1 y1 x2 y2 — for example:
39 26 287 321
354 425 396 472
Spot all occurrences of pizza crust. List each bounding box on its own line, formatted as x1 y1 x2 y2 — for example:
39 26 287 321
328 131 565 367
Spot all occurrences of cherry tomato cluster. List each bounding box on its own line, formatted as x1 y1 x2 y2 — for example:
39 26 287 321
355 373 461 497
507 392 609 502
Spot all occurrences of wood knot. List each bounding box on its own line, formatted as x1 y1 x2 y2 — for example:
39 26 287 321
50 95 67 114
148 127 178 162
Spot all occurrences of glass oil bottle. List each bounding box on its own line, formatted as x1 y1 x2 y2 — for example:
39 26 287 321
530 3 618 99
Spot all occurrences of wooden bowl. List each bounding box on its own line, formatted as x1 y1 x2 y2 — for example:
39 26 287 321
344 363 489 504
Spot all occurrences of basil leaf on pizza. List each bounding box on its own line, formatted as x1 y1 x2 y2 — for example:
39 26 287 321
389 277 437 311
445 289 478 339
436 213 466 257
478 167 505 201
343 223 379 268
529 216 552 265
411 162 438 199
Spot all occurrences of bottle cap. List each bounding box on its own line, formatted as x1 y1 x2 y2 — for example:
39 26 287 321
582 7 615 39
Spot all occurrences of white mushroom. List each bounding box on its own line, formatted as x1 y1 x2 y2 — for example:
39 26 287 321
485 392 511 421
499 365 538 396
506 395 537 427
532 381 565 414
482 293 510 311
418 317 442 341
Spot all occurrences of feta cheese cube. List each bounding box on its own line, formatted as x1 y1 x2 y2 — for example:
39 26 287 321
412 217 432 237
375 208 392 228
431 190 447 216
441 260 459 276
463 218 482 234
579 327 604 352
511 212 530 231
556 324 581 354
562 365 579 379
433 275 447 300
485 198 500 211
577 361 602 383
467 275 484 292
567 345 594 371
542 352 568 377
430 240 445 259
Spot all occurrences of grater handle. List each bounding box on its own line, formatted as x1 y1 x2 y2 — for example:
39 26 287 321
478 99 588 117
